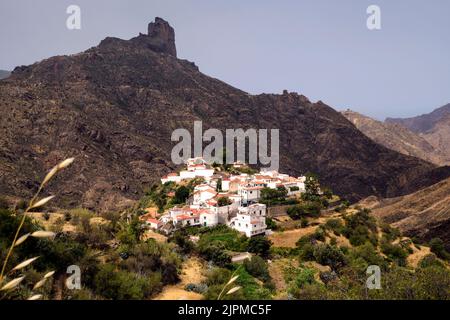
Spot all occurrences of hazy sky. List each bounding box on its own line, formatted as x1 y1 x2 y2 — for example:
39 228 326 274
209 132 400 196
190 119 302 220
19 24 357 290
1 0 449 119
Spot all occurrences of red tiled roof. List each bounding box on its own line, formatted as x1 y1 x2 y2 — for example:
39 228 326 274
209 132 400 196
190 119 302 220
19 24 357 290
175 214 200 220
146 218 161 224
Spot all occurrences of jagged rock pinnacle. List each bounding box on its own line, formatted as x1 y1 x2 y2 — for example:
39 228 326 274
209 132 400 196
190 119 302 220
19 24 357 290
146 17 177 57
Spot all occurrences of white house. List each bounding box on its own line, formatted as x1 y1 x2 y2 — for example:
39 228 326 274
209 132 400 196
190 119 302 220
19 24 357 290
229 203 267 237
173 213 201 227
199 210 219 227
146 218 162 230
161 173 183 184
193 188 217 206
238 185 263 204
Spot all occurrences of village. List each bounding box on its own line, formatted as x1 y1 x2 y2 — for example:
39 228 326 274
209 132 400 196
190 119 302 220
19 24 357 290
139 157 307 238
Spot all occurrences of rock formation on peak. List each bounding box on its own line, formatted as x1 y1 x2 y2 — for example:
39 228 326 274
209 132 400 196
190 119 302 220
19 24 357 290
144 17 177 57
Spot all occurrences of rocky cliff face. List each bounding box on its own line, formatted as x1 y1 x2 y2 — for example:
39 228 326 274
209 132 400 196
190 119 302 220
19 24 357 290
342 110 449 166
1 18 449 211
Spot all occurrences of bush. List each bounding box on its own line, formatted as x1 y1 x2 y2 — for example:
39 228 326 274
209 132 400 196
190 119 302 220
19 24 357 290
169 230 195 254
217 196 232 207
342 209 378 247
299 243 315 261
325 218 344 235
313 244 346 270
380 223 401 241
380 241 408 266
198 242 231 267
94 264 161 299
265 217 277 230
418 253 445 269
173 186 190 204
347 242 387 272
429 238 450 260
247 236 272 257
243 256 270 281
293 268 316 288
260 187 288 206
287 201 322 220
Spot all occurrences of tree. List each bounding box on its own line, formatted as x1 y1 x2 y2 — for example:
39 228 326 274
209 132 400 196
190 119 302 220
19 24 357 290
247 236 272 257
216 178 222 192
174 186 190 204
217 196 232 207
313 244 346 271
301 173 321 201
260 187 288 206
243 256 270 281
287 201 322 220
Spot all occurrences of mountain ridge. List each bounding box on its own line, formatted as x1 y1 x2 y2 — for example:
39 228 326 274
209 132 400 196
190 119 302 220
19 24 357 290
342 109 450 166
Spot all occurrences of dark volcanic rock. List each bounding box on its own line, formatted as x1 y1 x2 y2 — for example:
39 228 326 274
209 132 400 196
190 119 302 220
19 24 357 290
0 18 449 211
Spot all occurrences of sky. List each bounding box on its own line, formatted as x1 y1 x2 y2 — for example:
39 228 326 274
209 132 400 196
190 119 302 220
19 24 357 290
1 0 449 120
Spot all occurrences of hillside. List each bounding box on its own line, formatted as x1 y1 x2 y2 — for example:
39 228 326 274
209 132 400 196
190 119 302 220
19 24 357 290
342 110 449 166
370 177 450 250
1 17 450 211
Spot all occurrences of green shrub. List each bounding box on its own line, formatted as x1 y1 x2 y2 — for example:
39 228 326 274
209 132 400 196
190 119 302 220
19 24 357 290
94 264 161 299
287 201 322 220
325 218 344 235
380 240 408 266
418 253 445 269
243 256 270 281
247 236 272 257
313 244 346 270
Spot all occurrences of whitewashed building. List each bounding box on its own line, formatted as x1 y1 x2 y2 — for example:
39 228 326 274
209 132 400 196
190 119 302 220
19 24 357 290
229 203 267 237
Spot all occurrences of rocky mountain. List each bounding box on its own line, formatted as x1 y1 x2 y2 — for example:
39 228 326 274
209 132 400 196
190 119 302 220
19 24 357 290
342 110 449 166
386 103 450 133
369 177 450 250
385 104 450 164
0 70 10 79
1 18 450 211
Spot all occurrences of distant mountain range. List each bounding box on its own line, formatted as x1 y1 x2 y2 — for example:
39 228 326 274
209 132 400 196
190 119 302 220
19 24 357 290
386 103 450 133
0 70 10 79
342 109 450 166
1 18 449 211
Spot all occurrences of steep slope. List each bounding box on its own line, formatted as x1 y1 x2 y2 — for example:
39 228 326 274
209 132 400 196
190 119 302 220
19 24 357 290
386 103 450 133
1 18 449 211
420 114 450 163
0 70 10 79
385 104 450 164
371 177 450 250
342 110 449 166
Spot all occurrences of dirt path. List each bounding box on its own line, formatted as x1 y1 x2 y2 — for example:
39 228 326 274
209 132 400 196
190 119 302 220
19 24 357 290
153 257 206 300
